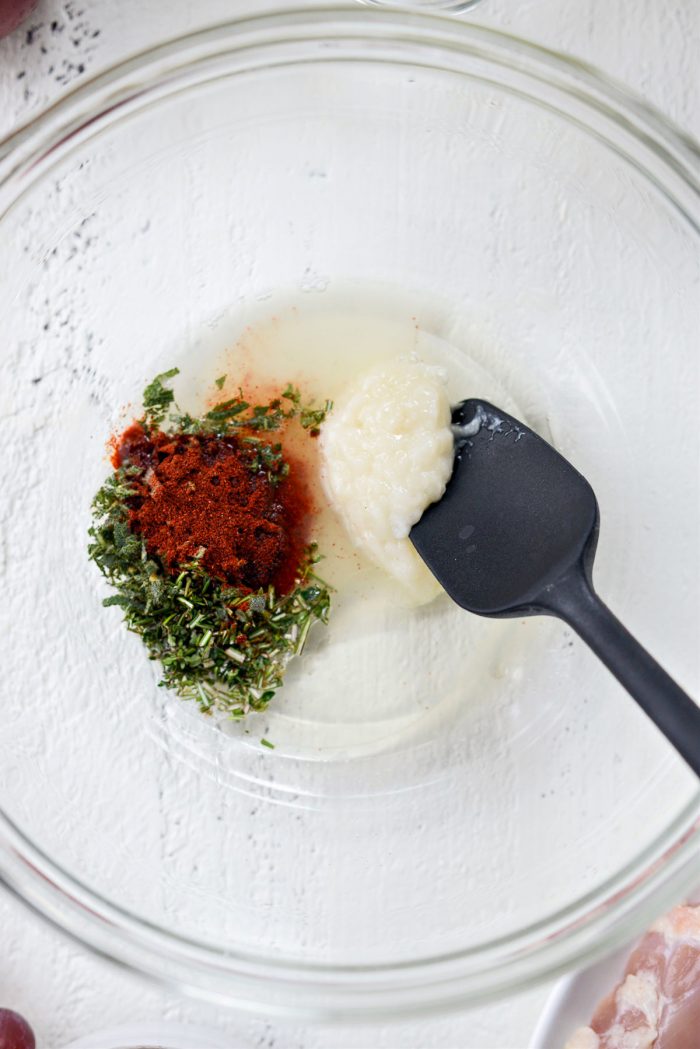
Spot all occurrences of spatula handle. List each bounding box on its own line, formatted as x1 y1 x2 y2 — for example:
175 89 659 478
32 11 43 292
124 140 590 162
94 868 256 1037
542 568 700 778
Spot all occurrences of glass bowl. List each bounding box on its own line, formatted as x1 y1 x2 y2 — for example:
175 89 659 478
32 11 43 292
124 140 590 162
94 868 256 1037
0 5 699 1021
361 1 483 13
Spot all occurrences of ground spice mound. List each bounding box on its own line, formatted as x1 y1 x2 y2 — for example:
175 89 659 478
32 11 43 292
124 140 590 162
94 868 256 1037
114 425 311 594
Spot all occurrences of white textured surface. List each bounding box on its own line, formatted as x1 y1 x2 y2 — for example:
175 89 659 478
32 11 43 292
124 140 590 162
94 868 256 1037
0 2 697 1048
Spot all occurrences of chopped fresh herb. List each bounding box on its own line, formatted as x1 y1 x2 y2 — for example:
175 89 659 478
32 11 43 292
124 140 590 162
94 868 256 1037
260 738 275 749
89 369 333 719
301 400 333 431
161 381 331 483
89 469 331 716
214 374 227 390
142 367 179 428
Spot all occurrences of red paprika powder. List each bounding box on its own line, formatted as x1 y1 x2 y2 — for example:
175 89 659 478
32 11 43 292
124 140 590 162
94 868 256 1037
113 424 311 595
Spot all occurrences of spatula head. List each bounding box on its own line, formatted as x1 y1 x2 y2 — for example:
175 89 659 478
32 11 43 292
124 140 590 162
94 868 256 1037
410 400 600 617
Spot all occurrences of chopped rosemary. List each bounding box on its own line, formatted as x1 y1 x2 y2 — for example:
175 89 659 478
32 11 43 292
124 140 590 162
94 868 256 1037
141 367 179 428
148 369 332 481
88 369 333 718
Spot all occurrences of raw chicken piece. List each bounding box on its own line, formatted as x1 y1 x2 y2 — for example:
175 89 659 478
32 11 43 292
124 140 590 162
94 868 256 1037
564 904 700 1049
565 1028 601 1049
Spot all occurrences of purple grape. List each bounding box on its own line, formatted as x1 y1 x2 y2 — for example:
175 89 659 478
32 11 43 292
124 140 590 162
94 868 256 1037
0 1010 36 1049
0 0 40 39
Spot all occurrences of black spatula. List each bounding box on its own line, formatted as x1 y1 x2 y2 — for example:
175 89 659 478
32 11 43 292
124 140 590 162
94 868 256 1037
410 399 700 777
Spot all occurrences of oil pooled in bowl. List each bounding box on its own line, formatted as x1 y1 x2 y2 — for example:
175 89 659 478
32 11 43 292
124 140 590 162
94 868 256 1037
143 284 554 798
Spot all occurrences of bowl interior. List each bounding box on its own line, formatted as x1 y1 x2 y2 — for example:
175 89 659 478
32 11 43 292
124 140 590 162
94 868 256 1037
0 11 698 1013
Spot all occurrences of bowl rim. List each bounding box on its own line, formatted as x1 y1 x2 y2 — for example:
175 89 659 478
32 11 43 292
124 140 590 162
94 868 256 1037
1 3 699 1021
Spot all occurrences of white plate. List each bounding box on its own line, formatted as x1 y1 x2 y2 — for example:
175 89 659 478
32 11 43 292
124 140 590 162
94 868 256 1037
529 946 631 1049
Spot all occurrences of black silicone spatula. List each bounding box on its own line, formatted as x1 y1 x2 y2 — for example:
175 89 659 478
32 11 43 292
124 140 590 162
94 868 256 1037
411 399 700 777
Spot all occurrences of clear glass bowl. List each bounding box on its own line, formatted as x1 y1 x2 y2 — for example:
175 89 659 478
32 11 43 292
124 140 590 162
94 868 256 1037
361 1 483 13
0 5 699 1021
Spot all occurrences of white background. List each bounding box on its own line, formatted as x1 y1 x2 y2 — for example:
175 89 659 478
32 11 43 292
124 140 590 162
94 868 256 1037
1 1 698 1047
